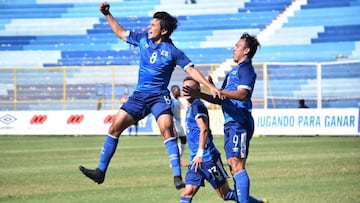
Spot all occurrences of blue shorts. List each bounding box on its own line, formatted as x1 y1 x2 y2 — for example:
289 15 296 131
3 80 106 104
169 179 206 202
121 90 172 122
224 120 254 160
184 153 229 189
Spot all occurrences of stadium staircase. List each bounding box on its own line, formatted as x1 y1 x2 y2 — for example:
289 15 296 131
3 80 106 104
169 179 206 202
210 0 360 108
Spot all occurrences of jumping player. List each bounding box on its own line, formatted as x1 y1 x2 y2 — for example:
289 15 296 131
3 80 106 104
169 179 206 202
180 77 237 202
79 2 221 190
183 33 267 202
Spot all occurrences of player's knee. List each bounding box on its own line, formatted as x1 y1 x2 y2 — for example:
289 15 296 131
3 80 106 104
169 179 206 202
108 126 120 137
108 123 127 137
159 125 174 139
181 188 194 198
157 116 175 139
227 157 245 174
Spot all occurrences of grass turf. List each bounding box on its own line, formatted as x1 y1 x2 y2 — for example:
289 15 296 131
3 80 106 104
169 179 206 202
0 135 359 203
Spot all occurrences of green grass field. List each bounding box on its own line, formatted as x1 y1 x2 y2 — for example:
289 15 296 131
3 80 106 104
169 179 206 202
0 135 359 203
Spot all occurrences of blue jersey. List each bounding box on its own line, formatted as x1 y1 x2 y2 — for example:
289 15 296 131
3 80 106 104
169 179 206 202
221 59 256 124
127 31 193 92
185 99 219 163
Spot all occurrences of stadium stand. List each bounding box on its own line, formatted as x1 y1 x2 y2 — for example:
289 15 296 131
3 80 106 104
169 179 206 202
255 0 360 61
0 0 285 66
0 0 359 110
258 0 360 108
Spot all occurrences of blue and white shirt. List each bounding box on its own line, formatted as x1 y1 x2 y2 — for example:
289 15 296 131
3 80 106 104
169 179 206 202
127 31 193 92
185 99 219 163
221 59 256 124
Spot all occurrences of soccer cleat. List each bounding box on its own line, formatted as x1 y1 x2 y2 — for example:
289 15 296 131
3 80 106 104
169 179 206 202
79 166 105 184
174 176 185 190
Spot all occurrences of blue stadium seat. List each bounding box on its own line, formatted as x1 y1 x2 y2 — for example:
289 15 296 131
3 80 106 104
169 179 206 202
1 0 359 109
239 0 292 12
0 0 282 66
312 25 360 43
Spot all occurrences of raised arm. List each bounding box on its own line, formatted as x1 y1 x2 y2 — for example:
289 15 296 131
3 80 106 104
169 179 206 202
185 66 221 99
99 2 127 41
183 85 222 105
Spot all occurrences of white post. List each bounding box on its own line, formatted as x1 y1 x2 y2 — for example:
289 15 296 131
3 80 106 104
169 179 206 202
316 63 322 108
263 63 268 109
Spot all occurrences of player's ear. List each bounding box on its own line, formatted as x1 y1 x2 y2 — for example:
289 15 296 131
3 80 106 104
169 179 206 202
161 28 168 36
244 47 250 55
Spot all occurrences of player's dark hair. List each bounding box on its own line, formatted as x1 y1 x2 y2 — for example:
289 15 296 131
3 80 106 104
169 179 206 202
171 85 180 92
153 11 178 39
241 32 261 59
183 76 200 88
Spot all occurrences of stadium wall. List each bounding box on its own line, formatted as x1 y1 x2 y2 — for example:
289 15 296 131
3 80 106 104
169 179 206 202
0 109 358 136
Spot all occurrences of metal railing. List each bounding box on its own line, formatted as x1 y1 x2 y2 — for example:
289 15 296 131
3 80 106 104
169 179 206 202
1 60 359 111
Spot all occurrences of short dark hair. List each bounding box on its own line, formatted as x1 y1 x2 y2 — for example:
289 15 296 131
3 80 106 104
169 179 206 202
153 11 178 39
171 85 180 91
241 32 261 59
183 76 200 88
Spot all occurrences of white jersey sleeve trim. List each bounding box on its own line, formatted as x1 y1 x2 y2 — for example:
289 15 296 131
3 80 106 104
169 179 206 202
183 62 194 72
238 85 252 91
195 113 208 120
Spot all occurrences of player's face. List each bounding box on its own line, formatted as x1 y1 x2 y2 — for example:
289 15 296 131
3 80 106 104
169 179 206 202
182 80 198 102
233 38 249 63
148 18 165 43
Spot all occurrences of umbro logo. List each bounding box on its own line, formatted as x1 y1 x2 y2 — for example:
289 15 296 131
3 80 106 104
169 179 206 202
0 114 17 125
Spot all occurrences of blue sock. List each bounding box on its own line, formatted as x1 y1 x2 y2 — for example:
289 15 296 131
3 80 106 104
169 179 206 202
97 134 118 172
249 195 263 203
164 137 181 176
224 189 237 201
180 196 192 203
234 170 250 203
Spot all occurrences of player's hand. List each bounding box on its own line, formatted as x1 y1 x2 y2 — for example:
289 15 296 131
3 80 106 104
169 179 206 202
182 85 200 98
208 76 225 99
99 2 110 16
191 156 203 172
210 86 223 99
207 76 223 99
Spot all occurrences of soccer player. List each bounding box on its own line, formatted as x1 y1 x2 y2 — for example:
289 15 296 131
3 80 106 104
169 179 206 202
298 99 309 108
79 2 221 190
180 77 237 202
183 33 267 202
171 85 187 159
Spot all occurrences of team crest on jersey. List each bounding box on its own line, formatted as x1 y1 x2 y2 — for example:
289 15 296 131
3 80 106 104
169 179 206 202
161 50 169 57
230 70 237 75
